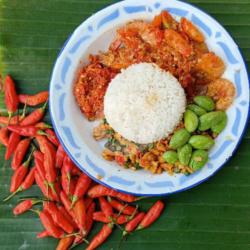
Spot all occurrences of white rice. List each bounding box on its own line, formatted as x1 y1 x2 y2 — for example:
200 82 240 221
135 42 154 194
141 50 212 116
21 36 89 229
104 63 186 144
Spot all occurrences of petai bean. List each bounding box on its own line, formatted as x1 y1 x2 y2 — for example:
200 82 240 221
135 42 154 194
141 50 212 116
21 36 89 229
194 96 215 111
187 104 207 116
163 151 178 164
199 111 226 131
211 112 227 134
169 129 191 149
189 135 214 150
184 110 199 133
189 150 208 170
178 144 192 166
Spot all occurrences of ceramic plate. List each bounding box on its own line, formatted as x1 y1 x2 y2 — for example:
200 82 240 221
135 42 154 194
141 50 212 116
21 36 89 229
49 0 250 196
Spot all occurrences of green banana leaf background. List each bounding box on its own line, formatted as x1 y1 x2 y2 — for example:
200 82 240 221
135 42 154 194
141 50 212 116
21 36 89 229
0 0 250 249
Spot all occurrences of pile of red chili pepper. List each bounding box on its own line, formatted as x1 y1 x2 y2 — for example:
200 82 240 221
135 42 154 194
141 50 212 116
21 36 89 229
0 75 165 250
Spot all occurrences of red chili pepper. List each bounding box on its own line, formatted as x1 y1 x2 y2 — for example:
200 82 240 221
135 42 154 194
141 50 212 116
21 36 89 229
86 202 95 235
116 214 131 225
5 132 21 160
93 211 109 223
0 115 22 125
61 156 73 196
45 128 59 146
8 125 43 137
43 141 57 184
36 135 57 193
4 75 19 119
61 171 76 197
71 164 81 176
56 236 74 250
71 173 91 207
0 127 9 146
88 184 136 203
35 170 59 202
13 199 39 215
69 179 77 196
99 197 113 218
35 122 52 129
21 166 36 189
137 200 164 230
107 197 137 215
86 223 113 250
20 101 47 126
57 205 78 229
93 212 129 225
11 138 31 170
43 201 74 234
34 151 46 181
34 151 61 201
53 181 61 201
35 169 49 196
56 144 66 168
35 134 49 153
123 212 145 236
37 230 50 238
60 191 77 221
37 209 64 239
71 198 86 233
18 91 49 106
4 167 36 202
85 197 93 211
10 150 33 192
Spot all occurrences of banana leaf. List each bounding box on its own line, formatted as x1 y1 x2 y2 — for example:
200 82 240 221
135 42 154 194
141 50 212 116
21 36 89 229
0 0 250 249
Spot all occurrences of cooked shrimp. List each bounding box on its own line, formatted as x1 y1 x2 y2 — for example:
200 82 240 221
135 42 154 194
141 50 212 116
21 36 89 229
117 20 163 47
207 78 236 110
180 17 205 43
161 10 178 29
194 52 225 83
151 10 178 30
193 41 209 58
164 29 193 57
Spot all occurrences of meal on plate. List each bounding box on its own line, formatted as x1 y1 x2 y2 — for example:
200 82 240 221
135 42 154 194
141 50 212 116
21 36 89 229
73 10 236 175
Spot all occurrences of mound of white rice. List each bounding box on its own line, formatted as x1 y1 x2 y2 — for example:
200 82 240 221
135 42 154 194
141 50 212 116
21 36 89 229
104 63 186 144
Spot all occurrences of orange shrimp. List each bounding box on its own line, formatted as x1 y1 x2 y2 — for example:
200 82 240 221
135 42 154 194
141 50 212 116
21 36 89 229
180 17 205 43
117 21 163 47
207 78 236 110
193 41 209 58
164 29 193 57
194 52 225 83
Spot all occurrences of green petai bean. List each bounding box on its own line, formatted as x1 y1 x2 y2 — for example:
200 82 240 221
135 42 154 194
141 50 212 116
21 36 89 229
194 96 215 111
189 149 208 171
211 112 227 134
163 151 178 164
187 104 207 116
178 144 192 165
169 128 191 149
184 110 199 133
189 135 214 150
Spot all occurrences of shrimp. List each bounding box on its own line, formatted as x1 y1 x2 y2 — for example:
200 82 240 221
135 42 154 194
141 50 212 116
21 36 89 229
164 29 193 57
180 17 205 43
207 78 236 110
194 52 225 83
152 10 178 29
193 41 209 58
162 10 178 29
117 20 163 47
